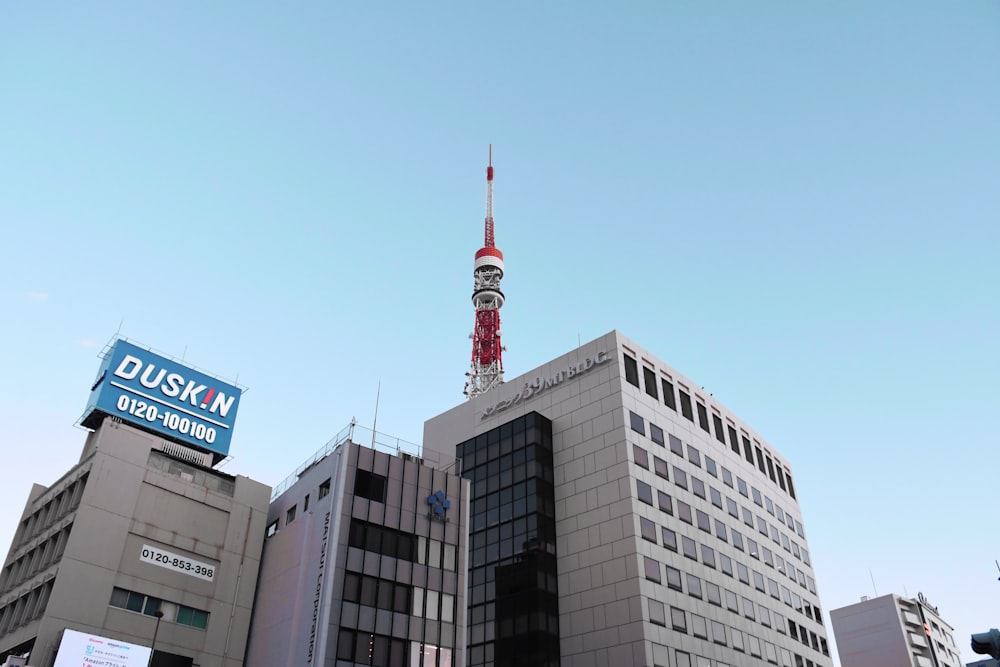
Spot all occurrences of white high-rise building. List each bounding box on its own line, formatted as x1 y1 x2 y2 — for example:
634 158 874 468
424 330 833 667
830 592 963 667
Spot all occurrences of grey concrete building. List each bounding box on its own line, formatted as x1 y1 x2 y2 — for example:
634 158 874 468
830 592 963 667
0 417 270 666
245 422 470 667
424 330 833 667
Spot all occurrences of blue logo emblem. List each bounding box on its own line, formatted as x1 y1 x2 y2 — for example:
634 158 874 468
426 490 451 521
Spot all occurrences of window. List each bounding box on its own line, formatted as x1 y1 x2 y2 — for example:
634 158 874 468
766 456 777 483
742 436 754 464
722 467 734 488
354 470 387 503
318 478 331 499
743 507 754 527
737 562 750 584
662 378 677 410
710 487 723 509
637 480 653 505
681 536 697 560
686 574 703 599
678 389 693 421
727 425 740 455
629 411 645 435
705 456 717 477
662 527 678 551
657 491 673 514
640 517 657 542
650 423 665 445
725 588 739 612
633 445 649 469
677 500 692 525
712 414 725 444
624 353 639 387
687 445 701 467
742 596 756 620
654 457 669 480
669 434 684 457
714 520 728 542
720 554 733 576
752 487 763 506
671 606 687 632
700 544 716 568
648 598 666 626
727 498 739 518
712 620 727 645
644 556 661 583
696 402 710 432
732 530 744 551
673 467 688 490
738 477 749 497
692 613 708 639
265 520 278 538
643 366 658 399
755 446 767 474
692 477 706 500
732 628 745 652
666 566 683 591
286 505 297 525
696 510 711 533
706 582 722 606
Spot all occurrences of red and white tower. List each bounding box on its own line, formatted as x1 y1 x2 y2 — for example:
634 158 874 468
464 146 506 399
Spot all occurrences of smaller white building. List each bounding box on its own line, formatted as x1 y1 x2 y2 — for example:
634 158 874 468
830 592 962 667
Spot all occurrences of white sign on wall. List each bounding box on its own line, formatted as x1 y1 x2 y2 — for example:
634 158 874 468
140 544 216 581
54 629 151 667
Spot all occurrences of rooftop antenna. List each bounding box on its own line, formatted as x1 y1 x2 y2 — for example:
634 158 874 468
371 381 381 449
869 569 879 597
464 145 506 399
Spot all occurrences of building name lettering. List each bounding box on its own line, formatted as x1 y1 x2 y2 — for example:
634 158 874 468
480 350 611 419
307 511 331 663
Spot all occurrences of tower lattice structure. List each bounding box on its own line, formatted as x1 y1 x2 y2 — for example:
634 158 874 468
464 147 505 399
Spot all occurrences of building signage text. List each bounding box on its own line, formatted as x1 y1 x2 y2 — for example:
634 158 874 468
308 510 331 663
480 350 611 419
140 544 216 581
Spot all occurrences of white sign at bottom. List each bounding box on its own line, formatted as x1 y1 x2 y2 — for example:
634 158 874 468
54 628 151 667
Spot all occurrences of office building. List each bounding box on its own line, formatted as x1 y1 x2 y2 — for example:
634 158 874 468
831 592 963 667
0 339 270 666
424 330 833 667
246 422 470 667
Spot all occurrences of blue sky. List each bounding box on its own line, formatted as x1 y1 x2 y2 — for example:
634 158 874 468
2 2 998 662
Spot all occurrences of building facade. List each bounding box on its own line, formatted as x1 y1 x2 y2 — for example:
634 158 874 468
0 338 269 667
830 592 963 667
424 330 833 667
246 423 470 667
0 418 270 666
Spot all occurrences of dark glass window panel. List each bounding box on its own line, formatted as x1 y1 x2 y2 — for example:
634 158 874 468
752 488 763 507
671 606 687 632
710 487 723 509
635 479 653 506
360 576 378 606
629 410 645 435
766 456 777 482
393 585 410 613
354 470 388 503
712 414 725 444
743 507 755 527
787 473 796 499
666 566 683 590
742 436 755 464
754 570 767 592
777 466 788 491
337 629 355 661
696 402 710 432
639 517 656 542
343 572 361 603
755 446 767 474
643 367 658 399
738 478 749 497
720 554 734 576
732 530 745 551
681 536 697 560
737 562 750 584
704 456 717 477
653 457 669 480
748 537 759 558
661 527 677 551
668 434 684 457
701 544 716 568
623 354 639 387
706 582 722 606
727 497 739 518
632 445 649 469
673 467 688 490
377 580 394 610
758 516 769 536
692 613 708 639
722 467 734 488
725 589 739 612
678 390 693 421
727 426 740 455
657 491 672 514
692 477 706 499
648 598 666 626
686 574 703 599
643 556 660 582
661 378 676 410
696 510 711 533
649 423 664 445
677 500 693 525
714 520 728 542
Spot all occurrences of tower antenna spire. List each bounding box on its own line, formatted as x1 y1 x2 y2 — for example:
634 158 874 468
464 146 506 399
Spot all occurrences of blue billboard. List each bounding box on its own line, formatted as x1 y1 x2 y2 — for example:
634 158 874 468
81 340 242 458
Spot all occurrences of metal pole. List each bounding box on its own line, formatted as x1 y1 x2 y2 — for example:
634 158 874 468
147 610 164 667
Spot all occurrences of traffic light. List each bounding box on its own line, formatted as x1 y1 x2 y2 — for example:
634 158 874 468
971 629 1000 659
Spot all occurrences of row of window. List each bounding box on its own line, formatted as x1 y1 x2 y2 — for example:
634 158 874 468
14 472 88 550
342 571 457 623
348 519 459 572
109 586 209 629
0 524 72 596
651 632 826 667
265 477 331 538
335 630 452 667
624 352 796 500
631 432 812 573
0 579 52 636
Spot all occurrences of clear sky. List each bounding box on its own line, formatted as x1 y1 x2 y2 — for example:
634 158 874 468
2 2 998 663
